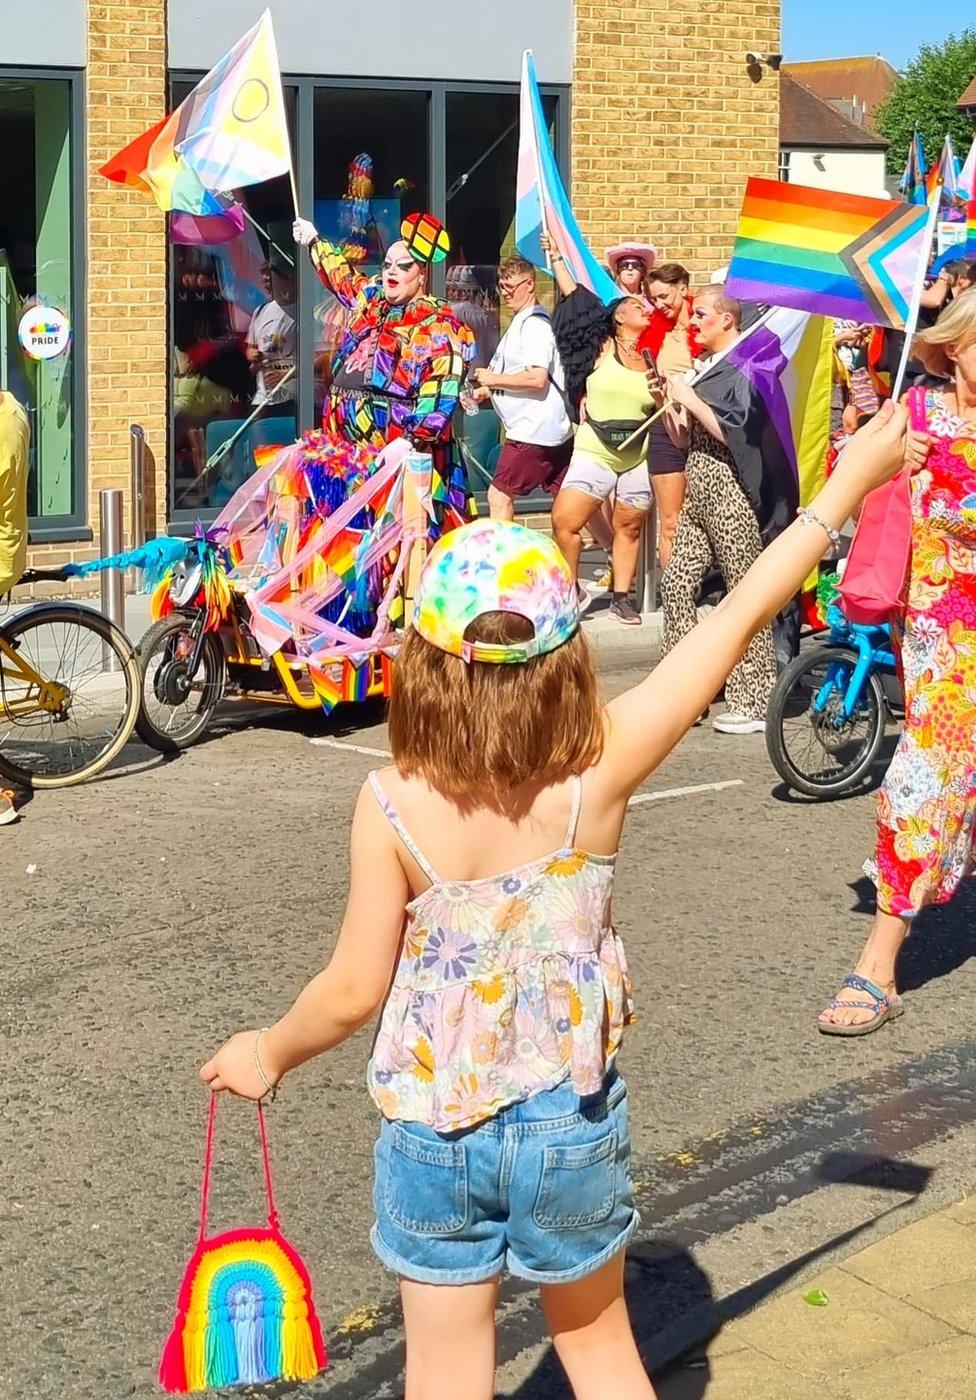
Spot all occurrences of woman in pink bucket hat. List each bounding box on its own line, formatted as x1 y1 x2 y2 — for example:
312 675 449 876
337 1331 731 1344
605 242 658 302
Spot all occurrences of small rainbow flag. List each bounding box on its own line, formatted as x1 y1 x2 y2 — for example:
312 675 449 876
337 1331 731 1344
727 178 931 330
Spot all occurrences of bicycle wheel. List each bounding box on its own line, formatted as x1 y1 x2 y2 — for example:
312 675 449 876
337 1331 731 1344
0 603 141 788
766 643 887 799
135 614 225 752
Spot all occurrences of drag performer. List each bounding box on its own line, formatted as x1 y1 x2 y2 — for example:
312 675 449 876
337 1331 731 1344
214 211 476 643
292 210 474 520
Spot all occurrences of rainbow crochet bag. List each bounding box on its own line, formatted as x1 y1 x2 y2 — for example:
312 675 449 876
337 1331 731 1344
159 1097 327 1393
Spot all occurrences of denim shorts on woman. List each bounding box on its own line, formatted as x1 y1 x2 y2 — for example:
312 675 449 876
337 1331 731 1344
371 1071 638 1285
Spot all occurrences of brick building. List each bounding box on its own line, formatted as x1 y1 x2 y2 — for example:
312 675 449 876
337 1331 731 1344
1 0 781 576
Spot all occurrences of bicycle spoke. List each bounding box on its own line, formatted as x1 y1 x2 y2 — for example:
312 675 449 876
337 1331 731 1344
0 611 135 779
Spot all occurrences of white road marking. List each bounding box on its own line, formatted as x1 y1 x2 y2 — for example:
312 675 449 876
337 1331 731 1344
310 737 392 758
309 743 743 804
628 779 744 807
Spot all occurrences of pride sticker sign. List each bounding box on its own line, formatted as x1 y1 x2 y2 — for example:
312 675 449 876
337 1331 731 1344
18 305 72 361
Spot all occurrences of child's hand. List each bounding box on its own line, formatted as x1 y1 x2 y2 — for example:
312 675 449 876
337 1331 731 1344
200 1030 280 1100
834 399 908 493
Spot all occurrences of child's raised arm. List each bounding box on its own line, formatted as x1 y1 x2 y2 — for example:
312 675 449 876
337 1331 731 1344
598 401 909 798
200 782 408 1099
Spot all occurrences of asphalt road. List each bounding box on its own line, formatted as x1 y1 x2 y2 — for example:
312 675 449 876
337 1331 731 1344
3 635 976 1399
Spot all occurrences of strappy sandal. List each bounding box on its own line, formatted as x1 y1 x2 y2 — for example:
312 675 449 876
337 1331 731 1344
817 973 905 1037
0 790 18 826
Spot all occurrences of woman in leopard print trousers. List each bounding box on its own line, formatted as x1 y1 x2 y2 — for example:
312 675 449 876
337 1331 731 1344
660 424 777 722
659 286 782 733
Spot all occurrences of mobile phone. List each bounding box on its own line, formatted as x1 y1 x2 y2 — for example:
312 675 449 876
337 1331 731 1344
642 349 665 393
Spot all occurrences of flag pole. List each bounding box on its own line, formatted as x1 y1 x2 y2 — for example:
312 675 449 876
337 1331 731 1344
892 186 943 400
239 206 295 267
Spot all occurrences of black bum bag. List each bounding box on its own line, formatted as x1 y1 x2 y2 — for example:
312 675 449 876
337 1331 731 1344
584 416 648 451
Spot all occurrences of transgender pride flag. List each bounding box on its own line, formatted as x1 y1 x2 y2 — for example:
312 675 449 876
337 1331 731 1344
516 51 619 305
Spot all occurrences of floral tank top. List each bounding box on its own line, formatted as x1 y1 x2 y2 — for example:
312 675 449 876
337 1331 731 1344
366 773 635 1133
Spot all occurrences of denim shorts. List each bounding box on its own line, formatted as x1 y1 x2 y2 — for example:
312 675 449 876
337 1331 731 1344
371 1071 638 1285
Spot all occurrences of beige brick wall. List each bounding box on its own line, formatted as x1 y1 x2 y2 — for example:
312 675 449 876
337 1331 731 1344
572 0 782 282
27 1 169 584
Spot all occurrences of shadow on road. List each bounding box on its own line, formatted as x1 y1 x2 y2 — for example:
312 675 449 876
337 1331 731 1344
510 1152 933 1400
507 1239 714 1400
769 732 900 806
127 694 391 761
843 874 976 995
897 881 976 994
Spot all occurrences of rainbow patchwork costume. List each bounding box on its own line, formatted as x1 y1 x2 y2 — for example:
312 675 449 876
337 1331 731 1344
200 215 476 711
308 220 473 512
259 216 475 640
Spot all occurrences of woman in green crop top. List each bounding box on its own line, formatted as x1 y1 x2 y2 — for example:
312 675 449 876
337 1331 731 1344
547 248 678 624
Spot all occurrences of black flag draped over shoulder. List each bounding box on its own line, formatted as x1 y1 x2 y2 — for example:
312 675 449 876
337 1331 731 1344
692 324 803 665
692 329 800 545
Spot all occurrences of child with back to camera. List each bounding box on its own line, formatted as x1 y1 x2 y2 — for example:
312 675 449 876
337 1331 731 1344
202 402 911 1400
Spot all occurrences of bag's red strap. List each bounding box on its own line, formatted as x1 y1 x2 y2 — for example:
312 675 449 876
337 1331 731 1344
198 1094 280 1243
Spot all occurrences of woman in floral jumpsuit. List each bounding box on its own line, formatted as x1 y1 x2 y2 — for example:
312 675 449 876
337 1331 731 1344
820 296 976 1035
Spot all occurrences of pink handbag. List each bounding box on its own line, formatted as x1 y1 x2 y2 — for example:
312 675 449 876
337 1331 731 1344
838 389 920 625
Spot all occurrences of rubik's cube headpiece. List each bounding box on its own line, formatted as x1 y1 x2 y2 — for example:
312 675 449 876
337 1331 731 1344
400 212 450 267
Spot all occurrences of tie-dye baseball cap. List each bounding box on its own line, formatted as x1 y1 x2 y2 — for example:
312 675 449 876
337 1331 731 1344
412 520 579 663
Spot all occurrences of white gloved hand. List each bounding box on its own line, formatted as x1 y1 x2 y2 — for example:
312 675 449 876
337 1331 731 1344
292 218 319 247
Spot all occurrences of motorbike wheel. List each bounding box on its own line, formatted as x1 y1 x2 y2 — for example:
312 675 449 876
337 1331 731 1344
765 643 888 800
135 614 226 752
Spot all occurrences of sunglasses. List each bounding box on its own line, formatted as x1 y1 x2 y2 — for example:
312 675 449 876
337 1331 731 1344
499 278 532 294
382 259 417 273
617 259 645 272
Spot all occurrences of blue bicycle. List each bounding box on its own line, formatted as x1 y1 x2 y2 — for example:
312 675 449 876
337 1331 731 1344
766 604 899 799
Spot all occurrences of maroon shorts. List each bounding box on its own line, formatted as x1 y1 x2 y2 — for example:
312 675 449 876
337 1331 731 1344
491 437 574 498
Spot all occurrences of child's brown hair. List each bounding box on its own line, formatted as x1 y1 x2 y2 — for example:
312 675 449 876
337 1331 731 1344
388 611 604 805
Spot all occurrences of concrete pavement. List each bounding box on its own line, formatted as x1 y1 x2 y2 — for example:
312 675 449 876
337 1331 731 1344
659 1196 976 1399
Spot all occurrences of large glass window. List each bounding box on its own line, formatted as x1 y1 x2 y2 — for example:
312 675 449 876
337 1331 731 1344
0 74 78 527
311 87 430 426
165 77 565 524
445 90 558 497
169 83 297 521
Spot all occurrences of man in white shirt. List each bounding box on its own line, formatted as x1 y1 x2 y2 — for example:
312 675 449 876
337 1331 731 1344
472 257 573 521
246 249 297 410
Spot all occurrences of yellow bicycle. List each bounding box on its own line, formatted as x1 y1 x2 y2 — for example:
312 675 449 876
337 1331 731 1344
0 569 142 788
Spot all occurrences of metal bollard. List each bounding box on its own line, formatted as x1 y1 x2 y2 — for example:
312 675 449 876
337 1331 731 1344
129 424 147 591
636 501 661 616
99 489 125 672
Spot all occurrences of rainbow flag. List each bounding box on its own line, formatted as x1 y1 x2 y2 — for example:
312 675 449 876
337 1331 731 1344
727 178 931 330
515 50 619 305
100 10 291 213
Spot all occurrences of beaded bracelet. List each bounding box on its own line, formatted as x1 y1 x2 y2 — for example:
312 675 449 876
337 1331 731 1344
254 1027 278 1102
797 506 841 557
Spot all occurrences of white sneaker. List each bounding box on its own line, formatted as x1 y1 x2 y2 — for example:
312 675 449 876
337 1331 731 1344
713 713 765 735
